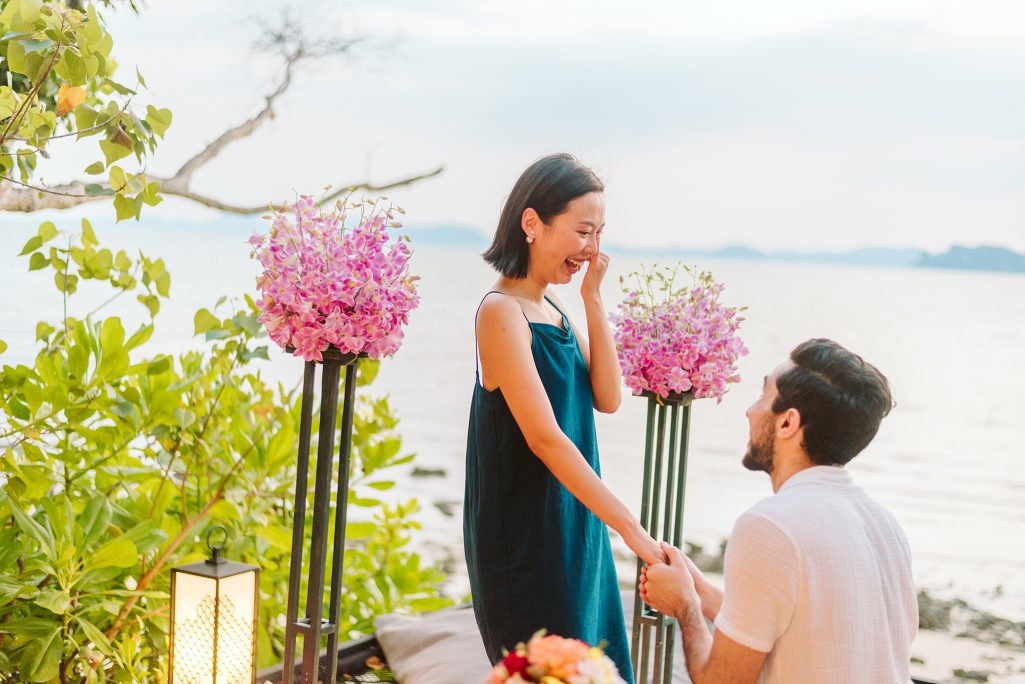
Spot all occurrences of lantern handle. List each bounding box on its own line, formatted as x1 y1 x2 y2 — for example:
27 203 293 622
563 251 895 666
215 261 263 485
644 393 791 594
206 525 229 565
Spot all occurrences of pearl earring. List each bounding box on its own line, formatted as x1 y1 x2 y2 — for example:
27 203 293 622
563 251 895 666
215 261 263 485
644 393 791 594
526 234 535 244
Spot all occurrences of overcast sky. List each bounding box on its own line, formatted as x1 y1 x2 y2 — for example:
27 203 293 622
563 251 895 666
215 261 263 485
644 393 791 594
29 0 1025 251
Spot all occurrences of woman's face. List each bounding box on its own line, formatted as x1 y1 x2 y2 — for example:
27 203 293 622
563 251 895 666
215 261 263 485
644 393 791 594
524 191 605 284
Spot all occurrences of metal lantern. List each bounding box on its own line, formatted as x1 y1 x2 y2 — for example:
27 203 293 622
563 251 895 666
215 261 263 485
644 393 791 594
631 390 693 684
169 526 259 684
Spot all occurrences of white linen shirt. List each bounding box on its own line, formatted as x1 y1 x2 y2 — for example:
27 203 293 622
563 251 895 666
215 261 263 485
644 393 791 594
713 466 918 684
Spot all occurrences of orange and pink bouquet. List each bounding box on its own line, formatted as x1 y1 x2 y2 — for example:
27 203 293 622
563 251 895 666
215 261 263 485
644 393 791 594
486 631 627 684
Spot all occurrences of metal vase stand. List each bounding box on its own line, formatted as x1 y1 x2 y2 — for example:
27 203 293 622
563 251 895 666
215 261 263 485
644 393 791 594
281 347 361 684
630 390 693 684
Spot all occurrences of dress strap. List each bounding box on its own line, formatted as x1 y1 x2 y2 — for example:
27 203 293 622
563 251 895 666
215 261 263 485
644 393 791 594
543 295 569 326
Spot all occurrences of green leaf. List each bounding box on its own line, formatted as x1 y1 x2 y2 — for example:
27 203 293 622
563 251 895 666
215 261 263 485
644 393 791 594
33 589 70 614
81 219 98 247
54 271 78 294
18 37 54 54
36 221 57 242
89 538 137 570
73 615 114 656
409 596 454 612
99 139 131 165
63 49 86 85
28 252 48 271
0 617 60 639
137 294 159 317
18 620 61 682
0 339 6 355
154 270 170 296
145 105 172 138
4 496 56 561
84 161 105 175
346 522 377 539
84 183 115 197
113 193 137 221
124 323 153 351
20 234 42 255
259 525 292 552
108 165 125 191
99 318 124 355
78 496 111 548
193 308 220 336
35 322 54 341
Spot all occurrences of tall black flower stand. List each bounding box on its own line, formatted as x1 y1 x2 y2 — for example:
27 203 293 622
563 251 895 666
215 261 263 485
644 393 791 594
630 390 693 684
281 348 362 684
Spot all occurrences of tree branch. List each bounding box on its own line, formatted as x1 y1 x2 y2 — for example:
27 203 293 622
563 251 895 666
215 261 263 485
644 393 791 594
162 166 445 214
0 33 441 215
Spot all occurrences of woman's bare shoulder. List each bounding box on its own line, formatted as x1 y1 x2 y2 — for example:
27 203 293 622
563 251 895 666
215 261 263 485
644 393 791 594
476 291 525 329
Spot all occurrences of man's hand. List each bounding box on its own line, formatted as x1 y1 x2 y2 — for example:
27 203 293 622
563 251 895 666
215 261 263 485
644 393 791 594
640 542 699 621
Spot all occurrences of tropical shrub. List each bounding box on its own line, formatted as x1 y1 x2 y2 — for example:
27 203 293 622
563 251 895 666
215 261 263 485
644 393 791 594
0 224 451 682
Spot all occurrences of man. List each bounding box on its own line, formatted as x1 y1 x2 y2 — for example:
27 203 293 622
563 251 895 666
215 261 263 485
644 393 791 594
641 338 918 683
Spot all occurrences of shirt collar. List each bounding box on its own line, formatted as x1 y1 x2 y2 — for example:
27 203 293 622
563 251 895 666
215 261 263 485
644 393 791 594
778 465 852 494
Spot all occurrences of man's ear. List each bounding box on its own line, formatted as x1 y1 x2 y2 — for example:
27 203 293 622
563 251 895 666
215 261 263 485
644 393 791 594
777 407 802 440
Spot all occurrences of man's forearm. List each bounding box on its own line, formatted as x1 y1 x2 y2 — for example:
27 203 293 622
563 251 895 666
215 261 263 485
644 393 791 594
698 582 724 623
677 599 715 683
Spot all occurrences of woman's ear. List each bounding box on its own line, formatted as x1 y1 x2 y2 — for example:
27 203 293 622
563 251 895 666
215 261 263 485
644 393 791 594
521 208 539 243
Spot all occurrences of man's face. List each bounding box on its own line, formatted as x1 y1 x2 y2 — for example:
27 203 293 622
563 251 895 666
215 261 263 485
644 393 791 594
742 362 791 473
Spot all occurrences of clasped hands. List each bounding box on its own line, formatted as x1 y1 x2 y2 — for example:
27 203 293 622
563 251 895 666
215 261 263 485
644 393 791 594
639 541 714 623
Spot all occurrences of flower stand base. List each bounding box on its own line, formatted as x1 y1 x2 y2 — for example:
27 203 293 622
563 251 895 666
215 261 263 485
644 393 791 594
281 349 361 684
630 391 693 684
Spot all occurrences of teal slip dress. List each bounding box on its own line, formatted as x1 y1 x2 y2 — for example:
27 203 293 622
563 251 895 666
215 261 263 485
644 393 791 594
463 291 634 683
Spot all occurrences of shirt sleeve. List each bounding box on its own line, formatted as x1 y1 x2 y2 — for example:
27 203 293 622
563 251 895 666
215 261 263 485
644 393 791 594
713 510 800 653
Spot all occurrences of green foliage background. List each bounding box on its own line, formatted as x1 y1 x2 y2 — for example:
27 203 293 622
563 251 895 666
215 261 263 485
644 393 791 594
0 1 452 681
0 219 453 683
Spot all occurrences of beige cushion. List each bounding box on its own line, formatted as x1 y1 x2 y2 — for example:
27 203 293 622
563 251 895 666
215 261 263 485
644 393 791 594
375 606 491 684
375 590 690 683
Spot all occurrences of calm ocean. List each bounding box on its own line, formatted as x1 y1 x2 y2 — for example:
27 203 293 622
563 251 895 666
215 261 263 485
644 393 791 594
3 217 1024 619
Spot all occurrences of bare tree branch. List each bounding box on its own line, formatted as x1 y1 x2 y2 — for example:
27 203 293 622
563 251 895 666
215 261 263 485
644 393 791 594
162 165 445 214
1 27 442 215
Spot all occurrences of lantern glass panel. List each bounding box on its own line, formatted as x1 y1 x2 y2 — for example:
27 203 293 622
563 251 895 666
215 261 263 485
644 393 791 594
171 568 257 684
171 572 216 684
215 572 257 682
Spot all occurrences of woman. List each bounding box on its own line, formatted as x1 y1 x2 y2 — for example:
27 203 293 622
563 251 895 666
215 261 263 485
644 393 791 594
464 154 662 682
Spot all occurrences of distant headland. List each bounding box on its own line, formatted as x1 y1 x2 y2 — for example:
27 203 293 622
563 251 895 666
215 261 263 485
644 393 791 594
405 225 1025 275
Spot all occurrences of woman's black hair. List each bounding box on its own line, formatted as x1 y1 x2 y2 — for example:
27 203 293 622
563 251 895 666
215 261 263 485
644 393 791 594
482 153 604 278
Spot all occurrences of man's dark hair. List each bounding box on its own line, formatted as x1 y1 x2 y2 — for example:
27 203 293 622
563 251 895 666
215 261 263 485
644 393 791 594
772 339 895 466
482 153 604 279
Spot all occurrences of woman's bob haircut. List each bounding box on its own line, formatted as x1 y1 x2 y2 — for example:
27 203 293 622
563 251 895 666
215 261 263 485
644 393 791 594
482 153 604 279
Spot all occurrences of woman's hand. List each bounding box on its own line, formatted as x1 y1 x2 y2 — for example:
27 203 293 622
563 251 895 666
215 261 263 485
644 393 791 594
580 235 609 302
625 526 666 567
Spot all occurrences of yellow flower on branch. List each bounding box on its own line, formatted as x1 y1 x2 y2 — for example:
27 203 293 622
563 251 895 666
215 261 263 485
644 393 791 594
56 83 86 117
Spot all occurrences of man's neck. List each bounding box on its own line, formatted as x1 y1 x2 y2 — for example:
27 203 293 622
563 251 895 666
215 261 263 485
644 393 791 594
769 455 818 493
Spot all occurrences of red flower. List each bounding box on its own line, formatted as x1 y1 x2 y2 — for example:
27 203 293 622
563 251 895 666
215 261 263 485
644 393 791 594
501 651 530 678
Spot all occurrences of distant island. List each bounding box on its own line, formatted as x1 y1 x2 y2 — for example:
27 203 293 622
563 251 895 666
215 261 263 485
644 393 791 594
406 225 1025 275
916 245 1025 273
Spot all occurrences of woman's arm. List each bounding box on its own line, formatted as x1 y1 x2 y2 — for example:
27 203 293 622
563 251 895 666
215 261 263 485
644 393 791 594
478 295 661 565
551 243 622 413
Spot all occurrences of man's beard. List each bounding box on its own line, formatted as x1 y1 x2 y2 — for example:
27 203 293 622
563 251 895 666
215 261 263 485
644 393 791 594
743 419 776 474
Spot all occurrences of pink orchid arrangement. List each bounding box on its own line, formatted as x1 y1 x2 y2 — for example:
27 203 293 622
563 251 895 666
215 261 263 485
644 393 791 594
249 194 419 362
487 631 627 684
610 264 747 402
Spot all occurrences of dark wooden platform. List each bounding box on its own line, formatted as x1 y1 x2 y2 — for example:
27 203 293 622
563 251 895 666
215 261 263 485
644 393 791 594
255 632 946 683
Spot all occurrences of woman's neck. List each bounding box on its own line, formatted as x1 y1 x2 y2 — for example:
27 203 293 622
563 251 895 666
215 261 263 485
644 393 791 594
496 273 547 305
